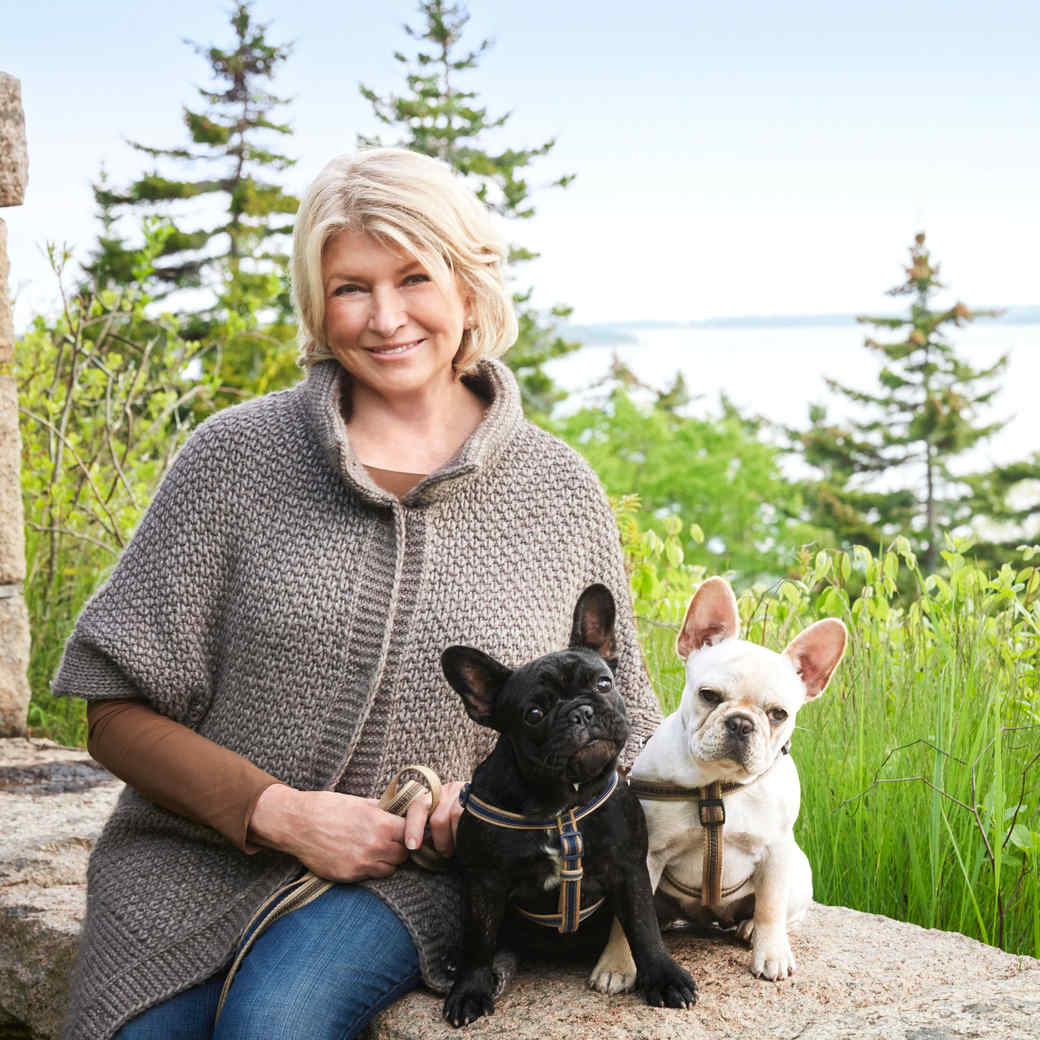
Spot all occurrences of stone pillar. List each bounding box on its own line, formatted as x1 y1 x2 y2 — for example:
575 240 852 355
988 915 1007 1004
0 71 30 736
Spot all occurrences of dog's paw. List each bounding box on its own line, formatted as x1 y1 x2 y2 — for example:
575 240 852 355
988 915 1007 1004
736 917 754 944
588 944 637 994
749 924 796 981
443 974 496 1028
588 965 637 994
638 957 698 1009
491 950 517 998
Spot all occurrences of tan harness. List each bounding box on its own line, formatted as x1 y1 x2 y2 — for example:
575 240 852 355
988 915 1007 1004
627 743 788 908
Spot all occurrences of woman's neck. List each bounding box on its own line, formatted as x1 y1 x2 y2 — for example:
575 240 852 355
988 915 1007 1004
343 370 487 474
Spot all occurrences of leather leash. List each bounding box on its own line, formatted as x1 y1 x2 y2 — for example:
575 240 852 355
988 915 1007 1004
627 742 789 908
215 765 444 1021
459 770 619 933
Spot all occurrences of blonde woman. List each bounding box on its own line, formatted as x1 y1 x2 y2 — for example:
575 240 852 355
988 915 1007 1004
54 148 662 1040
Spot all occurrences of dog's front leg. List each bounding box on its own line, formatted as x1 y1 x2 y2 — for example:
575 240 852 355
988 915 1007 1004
599 856 696 1008
443 876 508 1027
742 839 801 980
589 852 668 994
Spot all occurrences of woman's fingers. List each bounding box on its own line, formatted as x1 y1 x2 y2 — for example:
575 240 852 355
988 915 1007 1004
403 790 433 851
429 781 465 857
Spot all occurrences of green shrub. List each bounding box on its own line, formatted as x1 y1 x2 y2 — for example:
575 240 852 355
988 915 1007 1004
18 244 217 744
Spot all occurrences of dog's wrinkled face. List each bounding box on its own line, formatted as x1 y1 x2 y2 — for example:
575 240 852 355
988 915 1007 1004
676 577 847 781
442 583 628 787
681 640 806 778
498 650 628 785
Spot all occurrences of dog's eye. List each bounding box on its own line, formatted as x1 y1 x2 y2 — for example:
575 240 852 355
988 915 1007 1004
700 688 723 705
596 676 613 691
769 708 789 723
524 706 544 725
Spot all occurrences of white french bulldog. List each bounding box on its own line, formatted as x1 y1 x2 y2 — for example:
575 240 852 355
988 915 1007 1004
590 576 847 989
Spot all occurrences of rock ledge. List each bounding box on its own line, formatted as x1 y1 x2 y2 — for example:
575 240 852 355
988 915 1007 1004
3 738 1038 1040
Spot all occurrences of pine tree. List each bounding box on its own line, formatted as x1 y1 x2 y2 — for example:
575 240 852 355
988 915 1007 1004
796 232 1005 572
359 0 578 419
85 1 298 344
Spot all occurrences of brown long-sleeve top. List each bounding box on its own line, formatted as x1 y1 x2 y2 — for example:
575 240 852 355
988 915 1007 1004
85 465 426 853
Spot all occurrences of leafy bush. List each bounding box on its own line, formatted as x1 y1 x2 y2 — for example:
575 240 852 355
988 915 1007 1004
560 385 821 583
18 244 217 744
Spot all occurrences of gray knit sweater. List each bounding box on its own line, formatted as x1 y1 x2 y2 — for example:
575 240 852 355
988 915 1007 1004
52 358 661 1039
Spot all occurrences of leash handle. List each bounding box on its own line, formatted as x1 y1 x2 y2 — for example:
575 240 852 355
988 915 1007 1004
379 764 442 816
216 765 445 1021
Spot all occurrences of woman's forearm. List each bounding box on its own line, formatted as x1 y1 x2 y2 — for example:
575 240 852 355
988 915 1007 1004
86 699 281 852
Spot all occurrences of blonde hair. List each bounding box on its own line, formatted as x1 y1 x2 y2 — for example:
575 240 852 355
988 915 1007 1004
292 148 518 370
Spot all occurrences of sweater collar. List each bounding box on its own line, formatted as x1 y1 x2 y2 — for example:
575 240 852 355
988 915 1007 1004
302 358 525 506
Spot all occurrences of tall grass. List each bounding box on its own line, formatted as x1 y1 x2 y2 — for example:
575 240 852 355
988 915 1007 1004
619 506 1040 958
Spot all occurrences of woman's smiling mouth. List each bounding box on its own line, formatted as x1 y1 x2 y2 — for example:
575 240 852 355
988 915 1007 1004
365 339 424 357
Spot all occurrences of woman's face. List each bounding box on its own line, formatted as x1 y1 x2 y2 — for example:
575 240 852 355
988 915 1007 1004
322 229 469 402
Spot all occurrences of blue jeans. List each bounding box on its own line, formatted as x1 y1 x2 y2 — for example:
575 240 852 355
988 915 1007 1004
113 885 421 1040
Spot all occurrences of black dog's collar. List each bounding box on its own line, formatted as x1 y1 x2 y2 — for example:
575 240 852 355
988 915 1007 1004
459 771 619 933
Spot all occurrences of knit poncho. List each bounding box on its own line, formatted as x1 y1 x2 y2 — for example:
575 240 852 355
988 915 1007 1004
52 358 661 1039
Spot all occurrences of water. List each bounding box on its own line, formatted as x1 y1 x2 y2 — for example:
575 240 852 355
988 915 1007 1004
546 321 1040 471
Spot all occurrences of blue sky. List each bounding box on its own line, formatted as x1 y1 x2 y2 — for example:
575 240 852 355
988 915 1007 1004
4 0 1039 327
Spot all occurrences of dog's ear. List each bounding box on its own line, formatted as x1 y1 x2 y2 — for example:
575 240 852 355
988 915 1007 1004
570 584 618 670
441 646 512 728
782 618 847 699
676 577 740 660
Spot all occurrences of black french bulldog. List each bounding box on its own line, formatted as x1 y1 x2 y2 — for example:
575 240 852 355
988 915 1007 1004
441 584 697 1027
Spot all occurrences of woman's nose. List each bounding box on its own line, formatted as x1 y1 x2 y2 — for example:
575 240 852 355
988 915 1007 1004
368 286 407 337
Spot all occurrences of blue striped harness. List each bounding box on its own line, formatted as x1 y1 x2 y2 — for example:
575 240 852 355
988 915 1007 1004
459 770 620 934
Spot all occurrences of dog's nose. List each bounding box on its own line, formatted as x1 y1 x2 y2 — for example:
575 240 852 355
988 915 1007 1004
569 704 594 727
725 713 755 738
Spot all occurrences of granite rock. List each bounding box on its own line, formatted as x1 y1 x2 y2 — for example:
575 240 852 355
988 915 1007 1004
0 377 25 585
0 596 30 738
0 740 121 1039
1 219 12 362
1 738 1038 1040
370 908 1040 1040
0 75 28 208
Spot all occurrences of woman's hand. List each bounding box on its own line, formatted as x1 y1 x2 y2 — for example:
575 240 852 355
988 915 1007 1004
249 784 410 881
403 780 466 858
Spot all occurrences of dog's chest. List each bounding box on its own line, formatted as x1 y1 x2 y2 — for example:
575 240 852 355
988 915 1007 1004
539 833 564 890
647 795 776 887
526 826 608 894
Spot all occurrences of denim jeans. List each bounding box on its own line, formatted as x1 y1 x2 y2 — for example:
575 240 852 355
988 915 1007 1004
113 884 421 1040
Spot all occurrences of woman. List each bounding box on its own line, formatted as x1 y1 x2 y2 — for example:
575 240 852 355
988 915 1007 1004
53 148 662 1040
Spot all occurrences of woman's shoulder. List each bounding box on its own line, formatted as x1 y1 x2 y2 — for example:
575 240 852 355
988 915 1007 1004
175 382 310 467
512 419 605 493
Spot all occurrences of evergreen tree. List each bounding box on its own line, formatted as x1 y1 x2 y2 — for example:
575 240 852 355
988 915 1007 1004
85 1 298 347
959 455 1040 567
796 232 1005 572
359 0 578 419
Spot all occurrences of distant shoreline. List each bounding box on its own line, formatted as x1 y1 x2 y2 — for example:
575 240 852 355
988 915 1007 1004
563 306 1040 345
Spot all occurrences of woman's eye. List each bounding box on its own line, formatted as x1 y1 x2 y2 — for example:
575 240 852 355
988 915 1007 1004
700 688 722 705
524 706 544 725
769 708 788 723
332 283 363 296
403 273 431 286
596 676 613 692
